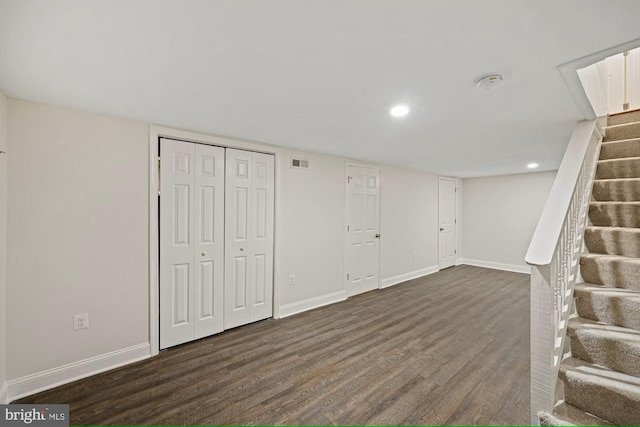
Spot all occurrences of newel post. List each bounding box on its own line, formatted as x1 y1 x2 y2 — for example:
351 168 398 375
530 264 555 425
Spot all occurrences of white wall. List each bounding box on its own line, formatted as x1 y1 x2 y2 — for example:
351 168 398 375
380 167 439 286
6 98 445 398
0 91 8 403
277 149 346 316
577 63 609 118
7 100 150 385
461 171 556 273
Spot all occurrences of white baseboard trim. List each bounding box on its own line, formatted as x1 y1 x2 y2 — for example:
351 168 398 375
381 265 440 289
0 381 8 404
279 290 347 318
457 258 531 274
7 343 151 402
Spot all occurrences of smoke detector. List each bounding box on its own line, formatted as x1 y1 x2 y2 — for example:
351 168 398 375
475 73 504 90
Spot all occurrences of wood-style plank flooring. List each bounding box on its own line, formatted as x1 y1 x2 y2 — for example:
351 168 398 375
16 265 530 425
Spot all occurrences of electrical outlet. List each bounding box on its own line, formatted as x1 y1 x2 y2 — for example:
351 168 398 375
289 274 296 285
74 313 89 331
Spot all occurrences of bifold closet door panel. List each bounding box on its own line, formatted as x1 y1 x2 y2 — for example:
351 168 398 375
224 149 275 329
193 143 225 340
160 139 224 349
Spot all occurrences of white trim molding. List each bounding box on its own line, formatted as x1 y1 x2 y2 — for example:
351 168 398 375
7 343 150 402
279 291 346 319
457 258 531 275
381 265 439 288
0 381 8 404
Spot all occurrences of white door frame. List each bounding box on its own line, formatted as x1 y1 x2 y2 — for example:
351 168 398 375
149 125 281 356
344 161 381 296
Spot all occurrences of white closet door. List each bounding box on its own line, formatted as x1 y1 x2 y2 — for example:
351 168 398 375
193 143 225 339
224 149 274 329
160 139 224 349
160 139 196 349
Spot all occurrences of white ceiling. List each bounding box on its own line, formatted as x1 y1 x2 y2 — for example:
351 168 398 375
2 1 640 177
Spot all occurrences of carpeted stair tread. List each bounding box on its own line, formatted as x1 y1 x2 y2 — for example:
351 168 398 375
539 402 614 426
568 317 640 378
584 226 640 258
603 122 640 142
595 157 640 179
559 357 640 426
599 138 640 160
589 201 640 227
592 178 640 201
575 283 640 331
607 109 640 126
579 253 640 290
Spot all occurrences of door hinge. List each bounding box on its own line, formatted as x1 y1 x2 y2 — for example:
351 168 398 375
347 225 350 232
455 249 457 254
157 158 161 194
624 50 630 56
347 273 350 280
455 219 457 224
623 102 630 111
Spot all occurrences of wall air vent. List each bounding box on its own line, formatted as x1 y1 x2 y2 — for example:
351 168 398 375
290 157 309 169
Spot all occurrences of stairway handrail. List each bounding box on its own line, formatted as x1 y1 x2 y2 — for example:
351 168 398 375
526 118 603 425
525 120 602 266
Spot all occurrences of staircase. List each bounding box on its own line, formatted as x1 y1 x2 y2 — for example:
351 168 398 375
540 110 640 426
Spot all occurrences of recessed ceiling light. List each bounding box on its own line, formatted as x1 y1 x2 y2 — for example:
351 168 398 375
390 105 410 117
527 163 539 169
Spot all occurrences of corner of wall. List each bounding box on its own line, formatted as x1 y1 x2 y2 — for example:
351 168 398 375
0 382 8 404
456 178 463 263
0 90 8 403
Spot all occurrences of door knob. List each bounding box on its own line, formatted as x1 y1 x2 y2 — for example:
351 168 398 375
240 247 245 251
440 228 444 231
201 252 207 256
375 233 380 238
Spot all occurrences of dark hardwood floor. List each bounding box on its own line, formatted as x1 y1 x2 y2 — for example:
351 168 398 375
16 265 530 425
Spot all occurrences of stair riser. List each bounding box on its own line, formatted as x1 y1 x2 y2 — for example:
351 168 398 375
608 110 640 126
592 180 640 201
584 228 640 257
600 139 640 160
560 375 640 425
575 289 640 331
596 158 640 179
589 204 640 227
603 122 640 142
568 331 640 378
580 256 640 291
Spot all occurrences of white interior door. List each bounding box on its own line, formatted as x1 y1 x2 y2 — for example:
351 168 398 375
438 177 457 270
224 148 274 329
346 165 380 297
160 139 224 349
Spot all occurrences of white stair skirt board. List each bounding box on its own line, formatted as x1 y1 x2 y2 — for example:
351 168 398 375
457 258 531 274
279 291 347 319
7 343 150 402
381 265 440 289
0 382 8 404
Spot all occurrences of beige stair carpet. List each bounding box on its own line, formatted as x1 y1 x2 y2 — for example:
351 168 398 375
545 109 640 426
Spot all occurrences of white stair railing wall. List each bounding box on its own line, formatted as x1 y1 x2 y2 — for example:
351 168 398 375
525 119 603 425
